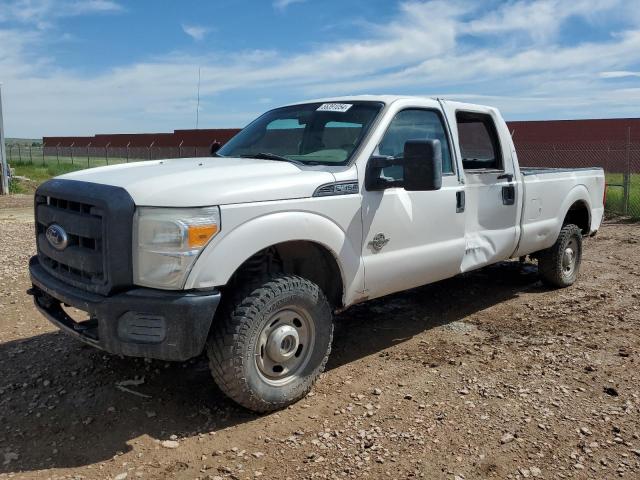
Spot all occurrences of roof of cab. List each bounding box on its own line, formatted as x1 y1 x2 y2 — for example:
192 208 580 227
285 94 494 112
286 94 425 106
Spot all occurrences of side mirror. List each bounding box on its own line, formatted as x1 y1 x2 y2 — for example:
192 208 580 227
364 155 402 191
403 139 442 191
210 141 221 156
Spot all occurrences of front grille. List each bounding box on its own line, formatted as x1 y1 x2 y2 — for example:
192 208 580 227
34 179 136 295
35 195 106 288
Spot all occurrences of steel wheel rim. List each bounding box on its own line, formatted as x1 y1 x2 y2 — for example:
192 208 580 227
562 238 578 277
255 307 315 386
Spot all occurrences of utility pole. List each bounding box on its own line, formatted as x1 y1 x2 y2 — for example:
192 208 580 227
0 84 8 195
196 66 201 129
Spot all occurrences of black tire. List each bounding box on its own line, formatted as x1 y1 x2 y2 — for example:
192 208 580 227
207 274 333 412
538 223 583 288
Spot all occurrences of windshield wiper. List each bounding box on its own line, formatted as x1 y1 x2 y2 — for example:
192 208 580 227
240 152 305 166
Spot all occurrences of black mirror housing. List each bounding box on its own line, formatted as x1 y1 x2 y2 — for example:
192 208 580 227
210 141 222 156
403 139 442 191
365 155 401 191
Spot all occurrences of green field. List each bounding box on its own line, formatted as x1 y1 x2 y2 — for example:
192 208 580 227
5 138 41 147
12 161 86 182
8 157 136 193
8 154 132 168
605 173 640 218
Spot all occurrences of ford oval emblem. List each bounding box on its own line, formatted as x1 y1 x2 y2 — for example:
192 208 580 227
46 224 69 251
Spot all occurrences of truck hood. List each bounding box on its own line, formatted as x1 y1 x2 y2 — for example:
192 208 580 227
57 157 336 206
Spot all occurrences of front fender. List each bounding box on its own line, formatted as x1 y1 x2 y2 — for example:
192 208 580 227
184 211 363 305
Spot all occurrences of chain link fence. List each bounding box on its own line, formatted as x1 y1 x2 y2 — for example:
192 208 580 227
516 140 640 218
5 137 640 219
6 143 214 168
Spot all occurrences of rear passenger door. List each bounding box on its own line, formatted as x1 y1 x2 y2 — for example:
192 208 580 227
448 107 520 271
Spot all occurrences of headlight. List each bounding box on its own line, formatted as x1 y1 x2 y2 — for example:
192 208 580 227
133 206 220 289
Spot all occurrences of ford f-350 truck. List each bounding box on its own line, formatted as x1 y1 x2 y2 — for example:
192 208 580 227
28 96 605 412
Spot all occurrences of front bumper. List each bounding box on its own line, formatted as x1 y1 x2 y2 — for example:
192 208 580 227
29 257 220 361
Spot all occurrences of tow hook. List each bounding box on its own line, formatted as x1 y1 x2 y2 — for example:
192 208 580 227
27 286 54 308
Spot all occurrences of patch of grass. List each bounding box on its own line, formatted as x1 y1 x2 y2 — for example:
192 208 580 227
605 173 640 218
8 178 27 194
11 161 86 183
8 155 130 168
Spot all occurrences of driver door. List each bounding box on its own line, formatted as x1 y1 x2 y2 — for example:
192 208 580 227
360 108 466 300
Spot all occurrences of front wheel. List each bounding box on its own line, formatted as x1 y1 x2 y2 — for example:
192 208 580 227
207 274 334 412
538 223 583 288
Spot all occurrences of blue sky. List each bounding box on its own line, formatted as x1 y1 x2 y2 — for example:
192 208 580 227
1 0 640 137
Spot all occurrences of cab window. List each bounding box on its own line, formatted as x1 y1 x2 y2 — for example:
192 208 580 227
456 112 503 170
376 109 453 182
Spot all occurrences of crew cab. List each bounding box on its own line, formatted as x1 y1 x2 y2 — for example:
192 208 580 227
28 96 605 412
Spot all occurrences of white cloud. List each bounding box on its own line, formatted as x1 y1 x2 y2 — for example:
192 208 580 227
273 0 306 11
181 24 210 41
0 0 123 28
2 0 640 137
600 70 640 78
467 0 620 42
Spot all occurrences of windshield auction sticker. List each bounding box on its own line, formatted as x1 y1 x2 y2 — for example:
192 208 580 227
317 103 353 113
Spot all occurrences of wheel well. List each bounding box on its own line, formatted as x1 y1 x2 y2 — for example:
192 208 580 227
564 200 590 234
228 241 344 309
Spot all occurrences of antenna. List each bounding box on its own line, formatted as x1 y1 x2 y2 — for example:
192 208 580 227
0 83 8 195
196 66 201 129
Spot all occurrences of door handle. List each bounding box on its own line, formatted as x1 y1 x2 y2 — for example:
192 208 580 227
502 185 515 205
456 191 465 213
497 173 514 182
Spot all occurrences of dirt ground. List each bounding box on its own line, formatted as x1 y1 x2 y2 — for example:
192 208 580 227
1 194 639 480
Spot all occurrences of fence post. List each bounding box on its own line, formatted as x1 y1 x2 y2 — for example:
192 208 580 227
105 142 110 165
18 144 22 163
42 144 45 166
179 140 183 158
126 142 130 163
56 143 60 165
70 142 74 165
29 145 33 164
148 141 155 160
623 127 631 215
87 142 91 167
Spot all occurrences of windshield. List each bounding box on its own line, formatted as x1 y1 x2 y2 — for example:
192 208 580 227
217 101 384 166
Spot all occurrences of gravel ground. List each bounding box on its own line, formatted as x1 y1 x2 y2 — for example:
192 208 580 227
0 195 639 480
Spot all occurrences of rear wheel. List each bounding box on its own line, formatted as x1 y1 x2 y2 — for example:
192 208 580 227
538 223 583 288
207 274 333 412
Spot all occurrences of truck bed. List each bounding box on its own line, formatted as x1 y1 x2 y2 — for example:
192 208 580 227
520 166 604 176
515 166 606 258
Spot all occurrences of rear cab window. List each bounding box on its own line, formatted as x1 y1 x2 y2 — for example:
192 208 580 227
455 112 503 171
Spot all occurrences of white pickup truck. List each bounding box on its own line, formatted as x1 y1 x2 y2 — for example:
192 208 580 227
29 96 605 412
